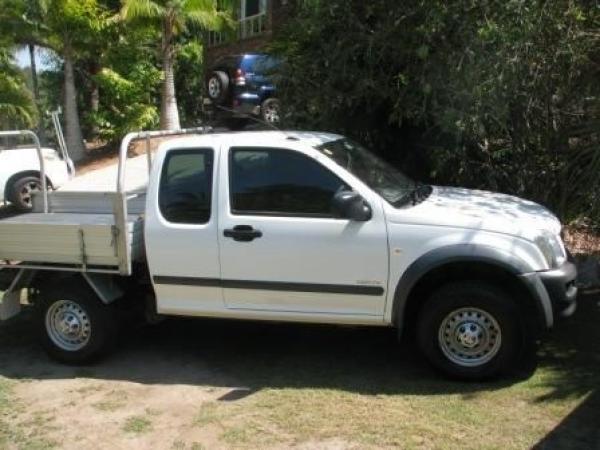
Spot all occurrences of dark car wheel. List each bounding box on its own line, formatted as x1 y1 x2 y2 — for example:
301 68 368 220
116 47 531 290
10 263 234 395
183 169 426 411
10 176 42 211
36 279 118 364
207 71 229 104
416 281 530 380
261 98 281 124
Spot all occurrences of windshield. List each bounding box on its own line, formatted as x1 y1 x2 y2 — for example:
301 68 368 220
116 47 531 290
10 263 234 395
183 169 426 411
316 138 419 205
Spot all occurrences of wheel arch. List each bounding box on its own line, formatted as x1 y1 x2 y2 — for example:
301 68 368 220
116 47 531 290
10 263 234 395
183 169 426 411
31 271 124 305
393 244 553 338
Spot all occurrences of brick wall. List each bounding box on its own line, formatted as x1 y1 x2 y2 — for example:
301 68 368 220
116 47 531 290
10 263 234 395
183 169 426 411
204 0 294 68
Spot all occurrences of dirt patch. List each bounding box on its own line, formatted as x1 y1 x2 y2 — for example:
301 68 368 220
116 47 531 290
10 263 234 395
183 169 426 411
13 378 228 449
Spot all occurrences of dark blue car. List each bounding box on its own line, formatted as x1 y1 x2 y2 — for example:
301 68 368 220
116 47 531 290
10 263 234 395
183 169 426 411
205 53 280 128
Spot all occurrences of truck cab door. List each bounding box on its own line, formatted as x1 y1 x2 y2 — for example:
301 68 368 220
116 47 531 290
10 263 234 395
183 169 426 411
145 145 223 316
217 144 389 321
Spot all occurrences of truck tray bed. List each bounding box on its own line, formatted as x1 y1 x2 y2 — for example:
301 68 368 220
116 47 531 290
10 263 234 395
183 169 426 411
0 191 144 274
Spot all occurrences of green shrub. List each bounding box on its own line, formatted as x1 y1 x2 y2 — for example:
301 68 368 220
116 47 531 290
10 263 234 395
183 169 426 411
272 0 600 223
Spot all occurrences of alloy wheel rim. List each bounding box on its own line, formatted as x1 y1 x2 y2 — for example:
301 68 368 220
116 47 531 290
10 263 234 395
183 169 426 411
45 300 91 351
438 307 502 367
208 77 220 98
264 103 280 123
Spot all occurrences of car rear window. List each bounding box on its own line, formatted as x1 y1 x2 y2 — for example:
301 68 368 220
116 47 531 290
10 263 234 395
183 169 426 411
241 55 277 74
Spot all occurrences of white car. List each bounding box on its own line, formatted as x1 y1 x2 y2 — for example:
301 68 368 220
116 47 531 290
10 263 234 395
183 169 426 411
0 146 71 210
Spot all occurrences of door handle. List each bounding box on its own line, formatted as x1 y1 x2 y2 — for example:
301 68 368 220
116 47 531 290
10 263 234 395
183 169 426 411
223 225 263 242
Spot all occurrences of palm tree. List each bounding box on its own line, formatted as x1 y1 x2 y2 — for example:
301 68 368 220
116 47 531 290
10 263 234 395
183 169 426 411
0 0 106 161
121 0 232 130
44 0 107 161
0 47 37 129
0 0 46 138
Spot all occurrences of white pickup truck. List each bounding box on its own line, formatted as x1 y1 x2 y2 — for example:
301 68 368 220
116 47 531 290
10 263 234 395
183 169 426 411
0 128 577 379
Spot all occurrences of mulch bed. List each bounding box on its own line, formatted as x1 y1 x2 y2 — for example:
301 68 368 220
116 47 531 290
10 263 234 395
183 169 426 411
564 224 600 256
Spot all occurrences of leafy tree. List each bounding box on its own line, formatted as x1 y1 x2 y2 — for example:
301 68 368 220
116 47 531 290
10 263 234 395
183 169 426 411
1 0 108 161
0 0 46 136
0 45 37 129
120 0 233 130
44 0 107 161
273 0 600 224
175 40 204 127
90 64 161 140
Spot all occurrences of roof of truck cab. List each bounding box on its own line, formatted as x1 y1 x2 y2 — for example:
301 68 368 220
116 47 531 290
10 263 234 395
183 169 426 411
228 130 343 147
163 130 344 149
59 131 345 193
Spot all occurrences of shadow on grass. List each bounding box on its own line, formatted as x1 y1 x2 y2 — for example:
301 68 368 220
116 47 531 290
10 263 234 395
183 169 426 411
531 291 600 449
0 292 598 445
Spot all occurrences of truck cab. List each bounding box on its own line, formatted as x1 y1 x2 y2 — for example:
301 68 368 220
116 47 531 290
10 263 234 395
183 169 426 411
0 130 578 380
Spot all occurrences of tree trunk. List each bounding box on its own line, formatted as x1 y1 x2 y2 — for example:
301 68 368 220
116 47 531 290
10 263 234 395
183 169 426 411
28 44 40 106
28 44 46 144
89 61 100 137
160 21 180 130
63 46 86 162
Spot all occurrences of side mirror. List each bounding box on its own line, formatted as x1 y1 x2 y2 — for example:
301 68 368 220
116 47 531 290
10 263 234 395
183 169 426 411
331 190 372 221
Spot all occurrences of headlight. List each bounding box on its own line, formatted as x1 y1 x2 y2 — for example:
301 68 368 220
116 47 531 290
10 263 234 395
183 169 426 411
534 232 566 269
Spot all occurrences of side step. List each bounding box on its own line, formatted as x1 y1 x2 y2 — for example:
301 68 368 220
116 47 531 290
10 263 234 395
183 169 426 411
0 269 35 320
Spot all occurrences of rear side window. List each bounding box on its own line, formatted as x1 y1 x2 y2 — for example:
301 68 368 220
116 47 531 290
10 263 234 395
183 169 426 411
229 147 347 217
159 149 213 224
242 55 278 74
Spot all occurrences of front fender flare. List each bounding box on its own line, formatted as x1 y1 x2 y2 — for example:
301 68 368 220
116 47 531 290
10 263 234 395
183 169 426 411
392 244 553 333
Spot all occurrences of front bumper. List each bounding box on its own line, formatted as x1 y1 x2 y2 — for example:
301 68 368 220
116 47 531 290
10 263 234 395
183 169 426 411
538 261 578 318
519 260 578 329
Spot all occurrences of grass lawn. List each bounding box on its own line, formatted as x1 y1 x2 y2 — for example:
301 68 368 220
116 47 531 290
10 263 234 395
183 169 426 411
0 290 598 449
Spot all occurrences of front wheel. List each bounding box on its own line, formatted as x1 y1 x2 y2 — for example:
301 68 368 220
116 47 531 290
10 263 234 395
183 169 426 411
36 279 117 364
417 282 529 380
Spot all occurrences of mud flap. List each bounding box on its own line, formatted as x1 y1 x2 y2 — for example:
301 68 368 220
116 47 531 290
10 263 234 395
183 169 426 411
0 269 35 320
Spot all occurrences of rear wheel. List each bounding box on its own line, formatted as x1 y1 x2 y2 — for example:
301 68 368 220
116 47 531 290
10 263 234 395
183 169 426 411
10 176 42 211
207 70 229 104
36 279 117 364
416 281 528 380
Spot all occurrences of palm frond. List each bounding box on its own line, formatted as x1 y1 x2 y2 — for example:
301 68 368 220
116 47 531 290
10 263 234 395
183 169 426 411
0 103 35 127
121 0 165 21
0 74 37 128
183 0 234 31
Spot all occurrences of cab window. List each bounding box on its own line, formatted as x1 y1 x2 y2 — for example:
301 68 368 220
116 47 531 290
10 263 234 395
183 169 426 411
229 147 347 217
159 149 213 224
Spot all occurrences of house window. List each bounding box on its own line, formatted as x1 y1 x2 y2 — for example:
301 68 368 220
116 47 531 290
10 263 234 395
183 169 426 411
241 0 266 18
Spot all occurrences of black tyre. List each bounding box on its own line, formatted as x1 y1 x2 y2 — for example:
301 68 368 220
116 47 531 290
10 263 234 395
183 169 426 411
261 98 281 124
36 279 118 364
416 282 528 380
10 176 42 211
207 70 229 104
